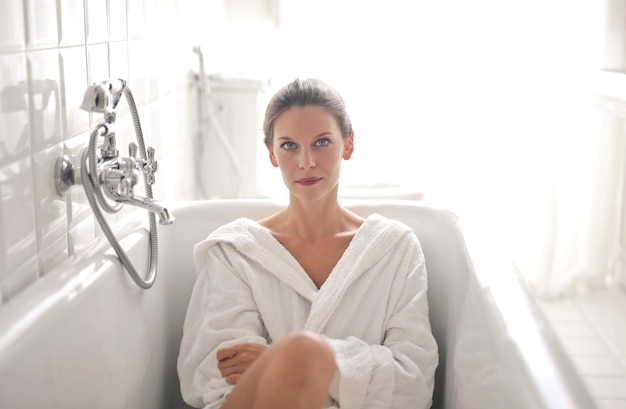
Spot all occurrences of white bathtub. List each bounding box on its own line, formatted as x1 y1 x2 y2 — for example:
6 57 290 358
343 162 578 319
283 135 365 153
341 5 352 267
0 199 595 409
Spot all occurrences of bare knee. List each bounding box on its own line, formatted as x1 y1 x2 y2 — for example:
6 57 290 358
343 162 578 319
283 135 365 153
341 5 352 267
280 331 335 361
224 331 336 409
273 330 336 380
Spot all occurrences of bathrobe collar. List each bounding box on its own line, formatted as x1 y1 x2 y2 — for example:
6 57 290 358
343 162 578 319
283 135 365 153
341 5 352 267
194 214 413 327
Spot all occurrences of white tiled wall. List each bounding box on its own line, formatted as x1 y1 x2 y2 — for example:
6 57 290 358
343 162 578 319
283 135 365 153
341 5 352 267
0 0 217 305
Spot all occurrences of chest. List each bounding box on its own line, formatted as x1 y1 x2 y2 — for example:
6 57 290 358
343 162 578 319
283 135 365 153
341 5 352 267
282 235 354 288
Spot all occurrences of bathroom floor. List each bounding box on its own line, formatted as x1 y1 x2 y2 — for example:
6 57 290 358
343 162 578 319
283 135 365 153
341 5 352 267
534 286 626 409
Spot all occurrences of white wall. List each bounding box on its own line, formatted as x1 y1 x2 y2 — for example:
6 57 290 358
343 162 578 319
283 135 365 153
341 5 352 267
0 0 224 305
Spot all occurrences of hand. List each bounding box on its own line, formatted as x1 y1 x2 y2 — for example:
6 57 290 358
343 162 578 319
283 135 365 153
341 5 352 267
217 343 267 385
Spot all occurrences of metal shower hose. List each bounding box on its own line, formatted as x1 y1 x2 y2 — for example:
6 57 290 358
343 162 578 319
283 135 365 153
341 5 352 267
80 87 159 289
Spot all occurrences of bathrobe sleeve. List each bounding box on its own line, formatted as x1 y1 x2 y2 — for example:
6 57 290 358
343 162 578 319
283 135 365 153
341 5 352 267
177 241 268 409
324 233 438 409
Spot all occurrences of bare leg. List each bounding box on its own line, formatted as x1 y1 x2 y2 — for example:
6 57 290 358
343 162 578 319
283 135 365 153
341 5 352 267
221 330 336 409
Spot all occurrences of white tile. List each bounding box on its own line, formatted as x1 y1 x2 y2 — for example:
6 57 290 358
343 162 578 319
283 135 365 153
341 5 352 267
108 41 129 96
584 377 626 400
108 0 128 41
559 336 612 356
157 96 177 154
595 399 626 409
38 234 69 276
68 215 95 257
175 87 195 144
127 40 148 106
0 53 30 165
25 0 59 49
144 40 165 101
85 0 108 44
536 288 626 409
606 337 626 366
32 143 67 249
86 44 111 128
577 290 623 322
0 1 26 52
127 0 146 39
27 50 62 151
58 0 85 46
571 354 626 377
550 321 597 339
536 298 585 323
164 41 190 93
0 159 37 281
597 322 626 343
1 256 39 303
144 0 165 38
60 46 90 137
87 43 110 84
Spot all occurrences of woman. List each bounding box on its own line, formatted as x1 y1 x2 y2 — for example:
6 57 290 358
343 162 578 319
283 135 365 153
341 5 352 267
178 78 438 408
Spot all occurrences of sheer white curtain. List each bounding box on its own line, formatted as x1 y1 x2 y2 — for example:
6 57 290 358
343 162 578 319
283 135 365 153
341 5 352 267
510 91 626 297
508 2 626 297
236 0 622 296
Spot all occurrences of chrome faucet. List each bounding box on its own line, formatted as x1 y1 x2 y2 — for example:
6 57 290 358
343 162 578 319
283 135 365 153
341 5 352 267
55 78 174 289
103 143 173 224
96 140 174 225
56 79 174 225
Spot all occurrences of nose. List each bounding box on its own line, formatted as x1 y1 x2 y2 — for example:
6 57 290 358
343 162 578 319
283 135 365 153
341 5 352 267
298 149 316 169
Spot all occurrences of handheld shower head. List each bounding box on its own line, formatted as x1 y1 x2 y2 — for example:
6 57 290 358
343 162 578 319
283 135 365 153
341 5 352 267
80 79 127 114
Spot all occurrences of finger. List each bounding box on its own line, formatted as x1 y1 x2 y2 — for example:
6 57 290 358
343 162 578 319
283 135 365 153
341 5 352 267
219 364 240 378
225 374 241 385
218 355 250 374
216 345 238 361
218 353 252 372
218 358 240 374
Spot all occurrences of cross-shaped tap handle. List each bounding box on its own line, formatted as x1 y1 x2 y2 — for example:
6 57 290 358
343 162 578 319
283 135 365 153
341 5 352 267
145 146 158 185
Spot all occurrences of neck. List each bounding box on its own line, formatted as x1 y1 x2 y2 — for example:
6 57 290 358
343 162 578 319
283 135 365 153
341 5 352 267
284 193 346 241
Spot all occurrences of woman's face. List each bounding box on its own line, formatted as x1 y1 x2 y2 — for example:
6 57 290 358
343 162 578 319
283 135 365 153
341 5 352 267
269 105 354 201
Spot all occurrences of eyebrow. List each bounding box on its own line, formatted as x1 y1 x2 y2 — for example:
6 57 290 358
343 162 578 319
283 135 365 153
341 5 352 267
276 132 334 141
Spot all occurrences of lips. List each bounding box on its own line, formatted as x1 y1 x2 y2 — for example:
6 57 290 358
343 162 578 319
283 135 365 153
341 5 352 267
297 177 322 186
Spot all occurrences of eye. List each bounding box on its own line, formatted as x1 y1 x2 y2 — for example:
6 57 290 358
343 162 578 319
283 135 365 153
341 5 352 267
315 138 330 147
281 141 297 151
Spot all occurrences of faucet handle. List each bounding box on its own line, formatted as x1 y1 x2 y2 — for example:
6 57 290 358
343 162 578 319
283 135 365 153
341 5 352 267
144 146 158 185
147 146 156 164
119 175 133 197
128 142 138 159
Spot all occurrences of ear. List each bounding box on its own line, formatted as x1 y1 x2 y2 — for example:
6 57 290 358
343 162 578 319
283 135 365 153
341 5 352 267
269 147 279 167
343 132 355 160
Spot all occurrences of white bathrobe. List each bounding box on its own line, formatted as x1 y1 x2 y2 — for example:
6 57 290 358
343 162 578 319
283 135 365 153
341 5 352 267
177 214 438 409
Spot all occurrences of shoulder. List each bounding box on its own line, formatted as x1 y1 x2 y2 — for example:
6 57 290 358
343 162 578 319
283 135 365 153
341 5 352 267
352 214 420 255
254 209 288 237
209 217 257 238
363 213 415 236
362 214 423 255
193 218 273 270
197 217 270 252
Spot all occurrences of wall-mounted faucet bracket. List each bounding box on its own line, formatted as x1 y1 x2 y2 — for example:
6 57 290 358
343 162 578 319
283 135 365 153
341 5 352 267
55 155 75 196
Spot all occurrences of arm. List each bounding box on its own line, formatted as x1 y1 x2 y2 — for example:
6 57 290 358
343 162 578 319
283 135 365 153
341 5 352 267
177 244 268 409
326 236 438 409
